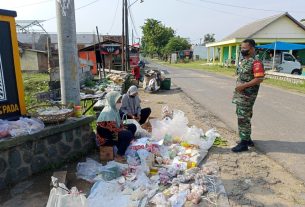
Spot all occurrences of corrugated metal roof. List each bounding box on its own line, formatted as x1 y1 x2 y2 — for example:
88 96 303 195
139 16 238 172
17 33 100 44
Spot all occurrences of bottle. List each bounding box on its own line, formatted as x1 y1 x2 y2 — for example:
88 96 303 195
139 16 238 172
74 105 82 118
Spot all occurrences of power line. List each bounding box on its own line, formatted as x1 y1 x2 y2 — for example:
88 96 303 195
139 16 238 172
108 0 120 34
176 0 255 19
127 1 139 37
196 0 305 13
43 0 101 23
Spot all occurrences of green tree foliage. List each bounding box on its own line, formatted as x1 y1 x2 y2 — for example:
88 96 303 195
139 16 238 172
141 19 175 57
203 33 215 45
164 36 191 54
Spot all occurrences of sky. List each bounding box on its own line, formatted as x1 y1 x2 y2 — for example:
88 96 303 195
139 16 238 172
1 0 305 44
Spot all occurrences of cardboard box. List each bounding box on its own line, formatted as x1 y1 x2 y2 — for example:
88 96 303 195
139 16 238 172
99 146 114 161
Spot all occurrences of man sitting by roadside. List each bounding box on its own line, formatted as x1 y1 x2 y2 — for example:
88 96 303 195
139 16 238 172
120 85 151 125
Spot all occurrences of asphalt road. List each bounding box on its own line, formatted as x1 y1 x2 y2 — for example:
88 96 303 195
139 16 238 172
151 62 305 183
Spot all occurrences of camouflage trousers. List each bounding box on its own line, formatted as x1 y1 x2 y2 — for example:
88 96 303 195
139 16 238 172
236 104 253 141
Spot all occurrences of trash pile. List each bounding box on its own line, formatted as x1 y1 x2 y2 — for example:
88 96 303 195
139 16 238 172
143 69 165 92
70 108 224 207
0 117 45 139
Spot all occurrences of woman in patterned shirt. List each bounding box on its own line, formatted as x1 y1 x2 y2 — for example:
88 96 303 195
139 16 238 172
96 91 136 162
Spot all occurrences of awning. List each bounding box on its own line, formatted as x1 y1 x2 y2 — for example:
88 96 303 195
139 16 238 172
256 41 305 50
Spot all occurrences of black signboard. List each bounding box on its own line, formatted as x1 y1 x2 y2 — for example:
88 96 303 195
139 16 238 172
0 20 23 120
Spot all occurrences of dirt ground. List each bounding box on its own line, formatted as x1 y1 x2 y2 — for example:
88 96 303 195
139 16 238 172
140 87 305 207
1 87 305 207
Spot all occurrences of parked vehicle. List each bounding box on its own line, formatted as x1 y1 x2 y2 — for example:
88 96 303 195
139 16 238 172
262 52 303 75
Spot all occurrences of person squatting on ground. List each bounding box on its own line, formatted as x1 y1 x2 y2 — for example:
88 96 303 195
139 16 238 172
120 85 151 125
232 39 265 153
96 91 136 162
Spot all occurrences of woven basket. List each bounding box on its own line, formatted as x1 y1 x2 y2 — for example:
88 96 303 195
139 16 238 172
28 104 74 124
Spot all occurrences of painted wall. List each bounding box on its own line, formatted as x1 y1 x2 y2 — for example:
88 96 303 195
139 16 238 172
253 16 305 39
223 46 229 61
192 45 207 59
20 50 39 71
79 51 97 75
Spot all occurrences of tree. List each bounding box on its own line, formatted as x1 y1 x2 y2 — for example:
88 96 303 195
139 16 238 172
141 19 175 57
203 33 215 45
164 36 191 54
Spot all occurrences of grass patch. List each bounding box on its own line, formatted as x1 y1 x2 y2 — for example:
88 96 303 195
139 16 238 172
263 78 305 93
22 72 98 131
22 73 49 107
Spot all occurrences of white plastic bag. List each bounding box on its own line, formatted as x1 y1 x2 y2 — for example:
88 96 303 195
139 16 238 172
182 126 204 145
137 149 154 174
123 118 151 138
8 117 44 137
46 177 88 207
200 128 219 151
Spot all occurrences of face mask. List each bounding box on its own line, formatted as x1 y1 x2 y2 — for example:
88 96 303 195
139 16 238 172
129 95 135 98
241 49 250 57
116 103 122 110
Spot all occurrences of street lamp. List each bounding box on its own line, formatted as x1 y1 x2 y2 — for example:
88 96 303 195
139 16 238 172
129 0 144 8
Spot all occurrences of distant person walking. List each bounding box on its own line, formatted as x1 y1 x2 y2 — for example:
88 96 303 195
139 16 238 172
232 39 265 152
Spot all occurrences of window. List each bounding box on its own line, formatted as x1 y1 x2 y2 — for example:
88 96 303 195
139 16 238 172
284 54 295 62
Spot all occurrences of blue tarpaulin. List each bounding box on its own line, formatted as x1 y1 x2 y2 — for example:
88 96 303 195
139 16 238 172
256 41 305 50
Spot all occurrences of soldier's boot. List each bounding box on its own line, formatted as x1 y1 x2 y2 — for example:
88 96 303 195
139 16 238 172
236 139 254 147
232 140 249 152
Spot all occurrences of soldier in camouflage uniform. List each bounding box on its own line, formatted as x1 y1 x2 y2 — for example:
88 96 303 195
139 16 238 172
232 39 265 152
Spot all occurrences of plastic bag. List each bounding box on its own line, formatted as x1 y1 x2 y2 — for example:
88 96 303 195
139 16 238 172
168 190 189 207
127 168 152 190
0 120 9 138
21 117 45 134
88 180 131 207
76 158 127 182
182 126 204 146
123 118 151 138
150 193 170 207
76 158 105 182
150 110 189 141
200 128 219 151
46 177 87 207
137 149 154 174
8 117 44 137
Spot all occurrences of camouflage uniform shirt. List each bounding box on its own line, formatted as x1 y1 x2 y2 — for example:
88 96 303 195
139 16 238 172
232 56 265 107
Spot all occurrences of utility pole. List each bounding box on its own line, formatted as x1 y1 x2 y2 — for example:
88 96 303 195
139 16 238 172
125 0 130 71
96 26 106 79
132 29 134 45
47 35 52 73
56 0 80 105
121 0 125 71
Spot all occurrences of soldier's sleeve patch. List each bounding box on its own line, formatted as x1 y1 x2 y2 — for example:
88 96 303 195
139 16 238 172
253 60 265 78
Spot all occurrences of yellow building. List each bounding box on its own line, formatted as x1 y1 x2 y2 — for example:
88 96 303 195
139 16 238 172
206 13 305 66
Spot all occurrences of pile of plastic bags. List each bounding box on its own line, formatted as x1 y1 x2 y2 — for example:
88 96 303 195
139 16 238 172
0 117 45 139
72 107 222 207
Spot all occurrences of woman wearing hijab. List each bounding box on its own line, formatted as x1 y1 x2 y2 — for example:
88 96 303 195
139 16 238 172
96 91 136 161
120 85 151 125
